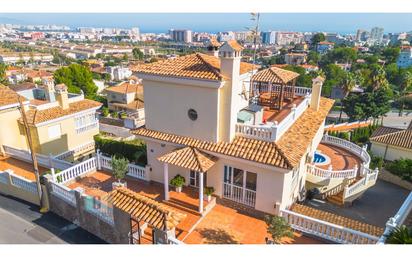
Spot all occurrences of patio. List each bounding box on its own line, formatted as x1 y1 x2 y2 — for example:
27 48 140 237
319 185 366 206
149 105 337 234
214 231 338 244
316 143 362 170
67 170 212 241
0 156 48 181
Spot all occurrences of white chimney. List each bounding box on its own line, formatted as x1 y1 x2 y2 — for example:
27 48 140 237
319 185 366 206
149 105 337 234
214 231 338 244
218 40 243 142
55 83 69 110
310 76 324 111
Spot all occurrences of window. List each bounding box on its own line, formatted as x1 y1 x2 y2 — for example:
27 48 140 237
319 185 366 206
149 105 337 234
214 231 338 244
75 113 97 134
223 165 257 191
188 109 198 121
48 124 61 139
245 172 257 191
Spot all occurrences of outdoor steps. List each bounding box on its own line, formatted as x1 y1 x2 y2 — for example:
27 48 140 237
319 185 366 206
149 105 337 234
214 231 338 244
162 198 201 217
326 177 363 206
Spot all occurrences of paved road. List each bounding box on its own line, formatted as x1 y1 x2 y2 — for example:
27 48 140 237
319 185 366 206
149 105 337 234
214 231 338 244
305 180 410 227
0 193 106 244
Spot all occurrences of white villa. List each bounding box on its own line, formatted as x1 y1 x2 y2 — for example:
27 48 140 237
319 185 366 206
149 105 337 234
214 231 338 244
131 40 379 215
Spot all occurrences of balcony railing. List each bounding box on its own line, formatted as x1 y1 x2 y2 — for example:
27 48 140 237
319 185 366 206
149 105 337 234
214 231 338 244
236 94 311 142
75 121 99 134
222 183 256 207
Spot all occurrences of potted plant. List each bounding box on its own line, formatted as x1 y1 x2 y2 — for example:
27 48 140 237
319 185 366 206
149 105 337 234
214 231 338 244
170 174 185 193
204 186 215 202
264 215 294 244
111 155 129 189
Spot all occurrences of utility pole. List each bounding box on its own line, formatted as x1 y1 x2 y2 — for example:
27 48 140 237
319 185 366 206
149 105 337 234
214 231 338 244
17 96 44 210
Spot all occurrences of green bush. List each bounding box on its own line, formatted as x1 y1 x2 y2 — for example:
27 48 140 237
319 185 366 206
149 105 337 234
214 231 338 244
369 152 384 170
385 158 412 182
204 186 215 196
42 169 63 183
111 155 129 182
94 134 147 166
386 226 412 244
264 215 294 243
101 107 109 117
170 174 185 188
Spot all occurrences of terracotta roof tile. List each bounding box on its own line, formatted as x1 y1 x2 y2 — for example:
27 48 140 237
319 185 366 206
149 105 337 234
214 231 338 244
23 99 102 125
252 67 300 84
104 188 186 230
371 126 403 138
0 84 26 108
226 40 244 51
105 82 142 94
370 129 412 150
132 53 256 81
158 147 217 173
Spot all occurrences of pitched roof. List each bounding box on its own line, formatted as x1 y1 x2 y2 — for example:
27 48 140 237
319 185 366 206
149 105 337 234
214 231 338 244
226 40 244 51
133 128 292 169
23 99 102 125
276 97 335 166
252 66 300 84
371 126 403 138
8 82 37 92
104 188 186 230
0 84 26 108
105 82 142 94
208 38 222 48
132 53 256 81
370 129 412 150
158 147 218 173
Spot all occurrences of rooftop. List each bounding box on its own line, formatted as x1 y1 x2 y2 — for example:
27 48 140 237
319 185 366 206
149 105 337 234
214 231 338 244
105 82 143 95
0 84 26 108
8 82 37 92
370 126 412 150
132 53 257 81
252 66 300 84
158 147 218 173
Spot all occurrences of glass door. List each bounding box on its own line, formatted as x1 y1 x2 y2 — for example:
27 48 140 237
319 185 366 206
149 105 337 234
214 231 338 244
189 170 206 188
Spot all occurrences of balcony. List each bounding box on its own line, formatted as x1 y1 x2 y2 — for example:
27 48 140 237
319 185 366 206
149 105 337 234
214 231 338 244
75 120 99 134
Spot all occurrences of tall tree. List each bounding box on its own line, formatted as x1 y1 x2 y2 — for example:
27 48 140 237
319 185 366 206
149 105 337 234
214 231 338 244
132 48 144 60
54 63 98 99
311 33 326 52
0 63 7 84
368 65 390 91
338 72 356 121
398 70 412 116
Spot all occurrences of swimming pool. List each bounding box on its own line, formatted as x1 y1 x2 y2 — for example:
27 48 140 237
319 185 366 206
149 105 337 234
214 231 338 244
313 152 330 166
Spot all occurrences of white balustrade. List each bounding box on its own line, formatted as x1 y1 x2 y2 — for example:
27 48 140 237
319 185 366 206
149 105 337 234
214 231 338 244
10 174 38 194
223 183 256 207
322 135 370 167
306 164 357 179
252 84 312 96
55 157 97 184
343 168 379 199
281 209 379 244
75 121 98 134
99 154 147 181
54 141 95 161
50 181 76 206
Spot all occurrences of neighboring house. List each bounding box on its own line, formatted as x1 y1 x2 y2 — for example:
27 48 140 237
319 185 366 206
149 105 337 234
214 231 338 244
0 52 53 65
131 40 341 215
0 82 102 162
397 46 412 68
284 53 307 65
317 41 334 54
24 69 54 83
105 80 144 113
106 66 132 81
370 123 412 161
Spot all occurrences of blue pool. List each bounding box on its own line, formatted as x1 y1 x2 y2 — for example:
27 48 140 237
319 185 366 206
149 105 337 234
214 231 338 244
314 152 327 164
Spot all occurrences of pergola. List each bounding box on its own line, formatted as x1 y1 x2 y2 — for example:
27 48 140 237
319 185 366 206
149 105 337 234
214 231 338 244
158 146 218 214
250 67 300 110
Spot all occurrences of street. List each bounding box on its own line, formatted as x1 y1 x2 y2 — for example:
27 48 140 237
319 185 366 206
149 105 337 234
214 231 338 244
0 193 106 244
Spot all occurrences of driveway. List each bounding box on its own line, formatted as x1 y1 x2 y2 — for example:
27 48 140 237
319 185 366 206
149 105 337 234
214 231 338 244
304 180 410 227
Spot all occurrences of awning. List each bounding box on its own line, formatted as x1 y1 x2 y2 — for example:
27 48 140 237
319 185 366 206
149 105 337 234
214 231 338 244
157 147 218 173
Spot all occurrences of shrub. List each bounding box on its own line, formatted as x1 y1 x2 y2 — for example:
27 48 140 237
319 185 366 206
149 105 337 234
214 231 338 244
94 134 147 166
102 107 109 117
385 158 412 182
264 215 294 243
204 186 215 196
369 152 384 170
386 226 412 244
170 174 185 188
42 169 62 183
111 155 129 182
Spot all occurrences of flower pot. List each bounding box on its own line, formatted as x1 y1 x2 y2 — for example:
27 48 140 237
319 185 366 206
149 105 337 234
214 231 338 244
112 181 127 190
205 195 212 202
175 186 182 193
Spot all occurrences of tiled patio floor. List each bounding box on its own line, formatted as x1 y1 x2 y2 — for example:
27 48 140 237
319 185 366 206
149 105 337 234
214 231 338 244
316 143 362 170
183 203 324 244
67 170 210 240
0 156 48 181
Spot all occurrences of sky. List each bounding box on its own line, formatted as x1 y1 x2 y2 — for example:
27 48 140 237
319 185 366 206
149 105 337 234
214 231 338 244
0 13 411 34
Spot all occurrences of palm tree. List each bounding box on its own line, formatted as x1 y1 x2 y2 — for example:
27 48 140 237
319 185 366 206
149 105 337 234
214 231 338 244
338 72 356 122
370 66 389 91
386 226 412 244
398 71 412 116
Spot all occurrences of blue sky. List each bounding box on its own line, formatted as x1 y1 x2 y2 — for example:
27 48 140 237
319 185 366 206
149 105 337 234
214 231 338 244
0 13 411 34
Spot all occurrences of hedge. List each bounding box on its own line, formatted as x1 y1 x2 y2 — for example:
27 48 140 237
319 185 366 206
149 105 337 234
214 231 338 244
94 134 147 166
385 158 412 182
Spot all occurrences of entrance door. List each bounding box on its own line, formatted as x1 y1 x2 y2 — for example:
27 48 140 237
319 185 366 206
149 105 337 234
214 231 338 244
189 170 206 188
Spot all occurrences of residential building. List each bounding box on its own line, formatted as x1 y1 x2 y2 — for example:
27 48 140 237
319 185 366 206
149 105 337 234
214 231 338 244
356 29 369 42
369 27 384 45
0 52 53 65
169 29 193 43
370 123 412 161
0 82 101 161
285 53 307 65
317 41 334 54
105 80 144 113
397 46 412 68
261 31 276 45
275 32 304 46
217 31 236 42
131 40 378 215
106 66 133 81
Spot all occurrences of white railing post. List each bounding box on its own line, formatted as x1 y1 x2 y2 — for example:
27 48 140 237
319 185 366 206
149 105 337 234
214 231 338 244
51 168 56 182
328 165 333 178
96 149 101 170
291 104 297 120
353 164 358 178
270 122 278 141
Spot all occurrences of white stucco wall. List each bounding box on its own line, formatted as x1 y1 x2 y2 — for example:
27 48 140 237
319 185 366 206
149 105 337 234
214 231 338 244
371 141 412 161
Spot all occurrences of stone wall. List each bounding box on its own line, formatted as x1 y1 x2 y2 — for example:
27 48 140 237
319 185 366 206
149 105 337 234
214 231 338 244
378 168 412 191
44 175 131 244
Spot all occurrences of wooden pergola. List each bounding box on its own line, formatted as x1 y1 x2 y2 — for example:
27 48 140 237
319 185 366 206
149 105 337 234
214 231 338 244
250 67 300 110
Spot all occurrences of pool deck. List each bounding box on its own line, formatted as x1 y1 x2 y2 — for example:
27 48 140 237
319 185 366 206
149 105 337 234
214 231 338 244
316 143 362 171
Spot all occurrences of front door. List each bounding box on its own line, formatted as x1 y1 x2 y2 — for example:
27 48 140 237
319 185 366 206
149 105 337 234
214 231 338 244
189 170 206 188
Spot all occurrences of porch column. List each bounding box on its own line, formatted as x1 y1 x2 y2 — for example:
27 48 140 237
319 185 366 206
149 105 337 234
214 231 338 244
163 163 169 200
199 172 204 213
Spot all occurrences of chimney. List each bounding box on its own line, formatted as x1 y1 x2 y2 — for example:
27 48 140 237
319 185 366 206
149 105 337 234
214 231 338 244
218 40 243 142
310 76 324 111
42 78 56 102
55 83 69 110
206 38 221 57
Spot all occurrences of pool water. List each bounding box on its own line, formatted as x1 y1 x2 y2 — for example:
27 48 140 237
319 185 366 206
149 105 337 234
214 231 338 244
314 152 327 163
